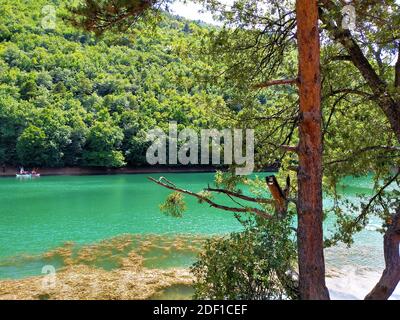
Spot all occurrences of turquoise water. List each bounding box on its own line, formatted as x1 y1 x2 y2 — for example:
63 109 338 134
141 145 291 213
0 173 244 257
0 173 386 279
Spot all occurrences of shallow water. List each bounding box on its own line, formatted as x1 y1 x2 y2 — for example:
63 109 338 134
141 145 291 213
0 173 389 284
151 284 195 300
0 173 243 279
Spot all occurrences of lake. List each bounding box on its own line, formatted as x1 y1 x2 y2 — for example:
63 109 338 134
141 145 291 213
0 173 388 289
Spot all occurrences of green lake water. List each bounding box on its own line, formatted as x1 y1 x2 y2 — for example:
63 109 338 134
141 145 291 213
0 173 386 280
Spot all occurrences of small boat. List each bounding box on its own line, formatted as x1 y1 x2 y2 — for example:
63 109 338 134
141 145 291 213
16 173 40 178
16 168 40 178
16 173 32 178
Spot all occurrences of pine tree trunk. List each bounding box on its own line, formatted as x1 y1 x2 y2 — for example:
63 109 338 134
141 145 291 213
295 0 330 300
365 209 400 300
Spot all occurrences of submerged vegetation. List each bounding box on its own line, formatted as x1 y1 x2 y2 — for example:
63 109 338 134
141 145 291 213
0 234 203 300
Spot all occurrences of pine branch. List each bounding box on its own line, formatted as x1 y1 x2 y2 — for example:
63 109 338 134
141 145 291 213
253 78 299 89
148 177 273 219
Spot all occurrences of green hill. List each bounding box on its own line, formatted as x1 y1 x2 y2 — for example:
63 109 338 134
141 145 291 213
0 0 225 168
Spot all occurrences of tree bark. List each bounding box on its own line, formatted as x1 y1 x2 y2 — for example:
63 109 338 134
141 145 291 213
295 0 330 300
365 208 400 300
395 43 400 88
266 176 287 216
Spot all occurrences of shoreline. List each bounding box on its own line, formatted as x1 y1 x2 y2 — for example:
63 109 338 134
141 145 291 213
0 165 279 177
0 166 219 177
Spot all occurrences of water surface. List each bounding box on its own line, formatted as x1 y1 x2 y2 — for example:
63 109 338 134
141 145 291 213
0 173 387 280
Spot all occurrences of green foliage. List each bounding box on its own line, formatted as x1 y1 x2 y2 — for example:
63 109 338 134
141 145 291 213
3 1 400 300
159 192 187 217
214 170 248 191
0 96 28 164
191 217 298 300
191 0 400 249
196 190 213 204
67 0 169 35
82 150 125 167
0 0 225 168
16 125 48 167
87 121 123 150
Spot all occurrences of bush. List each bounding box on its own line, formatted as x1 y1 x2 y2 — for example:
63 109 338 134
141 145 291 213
16 125 48 166
82 150 126 168
191 218 299 300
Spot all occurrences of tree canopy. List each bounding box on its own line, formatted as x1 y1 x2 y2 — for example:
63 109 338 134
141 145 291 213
0 0 226 168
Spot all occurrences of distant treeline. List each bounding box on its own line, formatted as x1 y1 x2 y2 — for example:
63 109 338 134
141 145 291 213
0 0 231 168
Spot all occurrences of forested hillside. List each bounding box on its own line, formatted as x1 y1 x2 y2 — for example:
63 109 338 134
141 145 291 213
0 0 226 168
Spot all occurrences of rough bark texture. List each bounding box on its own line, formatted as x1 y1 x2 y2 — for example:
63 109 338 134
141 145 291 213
296 0 330 300
266 176 287 216
365 209 400 300
395 43 400 88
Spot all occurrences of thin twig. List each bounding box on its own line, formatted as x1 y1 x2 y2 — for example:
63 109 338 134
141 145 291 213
354 168 400 225
253 78 299 89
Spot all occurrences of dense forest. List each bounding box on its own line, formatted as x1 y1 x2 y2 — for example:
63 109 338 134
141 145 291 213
0 0 229 168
